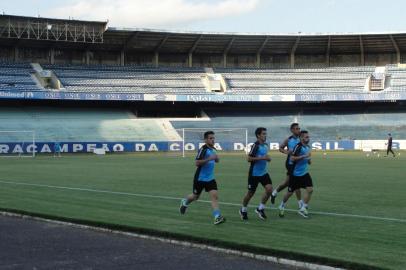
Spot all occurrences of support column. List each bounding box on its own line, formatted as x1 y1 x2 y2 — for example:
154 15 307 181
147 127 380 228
290 53 295 68
256 37 269 69
256 53 261 68
290 37 300 68
120 50 125 66
223 37 235 68
84 50 91 65
153 35 169 68
154 52 159 67
188 35 202 68
326 36 331 67
359 36 365 66
188 53 193 68
390 35 401 64
50 48 55 64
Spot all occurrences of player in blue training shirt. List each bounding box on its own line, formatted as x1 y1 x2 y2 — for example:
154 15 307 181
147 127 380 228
54 141 61 157
279 130 314 218
179 131 225 225
271 123 303 209
239 127 273 221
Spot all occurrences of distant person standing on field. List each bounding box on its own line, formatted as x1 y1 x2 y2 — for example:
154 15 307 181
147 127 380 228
54 141 62 157
386 133 395 157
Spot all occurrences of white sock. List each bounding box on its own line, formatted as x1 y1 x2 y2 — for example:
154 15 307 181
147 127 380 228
303 203 308 209
241 206 248 212
298 200 304 208
258 203 265 210
272 190 278 196
279 202 285 209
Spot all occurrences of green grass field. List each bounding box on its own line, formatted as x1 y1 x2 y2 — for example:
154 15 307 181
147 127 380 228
0 151 405 270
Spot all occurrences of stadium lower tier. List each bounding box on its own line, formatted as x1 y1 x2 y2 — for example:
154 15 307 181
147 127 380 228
0 107 180 142
0 106 405 153
171 112 406 141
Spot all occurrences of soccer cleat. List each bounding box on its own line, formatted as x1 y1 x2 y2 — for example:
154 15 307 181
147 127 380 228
255 208 267 220
270 194 276 204
179 199 188 215
278 207 285 218
214 215 226 225
239 209 248 221
298 207 309 218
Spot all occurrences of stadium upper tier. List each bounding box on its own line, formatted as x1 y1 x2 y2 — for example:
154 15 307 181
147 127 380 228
387 64 406 90
1 63 406 95
43 65 207 94
216 66 374 94
0 63 41 92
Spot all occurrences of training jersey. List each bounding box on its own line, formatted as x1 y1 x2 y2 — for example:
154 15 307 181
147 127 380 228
286 135 300 165
291 143 311 177
249 141 269 177
195 145 217 182
54 143 61 152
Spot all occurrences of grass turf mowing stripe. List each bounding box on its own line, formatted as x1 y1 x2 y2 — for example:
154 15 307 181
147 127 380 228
0 179 404 224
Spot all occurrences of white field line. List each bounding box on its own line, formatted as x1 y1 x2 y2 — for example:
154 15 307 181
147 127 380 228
0 180 405 223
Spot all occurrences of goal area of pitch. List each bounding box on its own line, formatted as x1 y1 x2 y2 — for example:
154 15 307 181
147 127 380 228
0 130 36 158
178 128 249 158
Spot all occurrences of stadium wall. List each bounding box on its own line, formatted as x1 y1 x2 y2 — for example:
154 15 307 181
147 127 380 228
1 140 405 154
0 46 401 67
54 49 88 65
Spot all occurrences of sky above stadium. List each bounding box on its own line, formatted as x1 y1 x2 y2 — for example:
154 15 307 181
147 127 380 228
2 0 406 34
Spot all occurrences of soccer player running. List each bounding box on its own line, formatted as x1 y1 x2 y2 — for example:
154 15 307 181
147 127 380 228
279 130 313 218
179 131 225 225
270 123 303 209
239 127 273 221
386 133 395 157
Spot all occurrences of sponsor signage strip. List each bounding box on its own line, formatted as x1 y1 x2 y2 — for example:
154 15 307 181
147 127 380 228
3 140 404 154
2 90 406 102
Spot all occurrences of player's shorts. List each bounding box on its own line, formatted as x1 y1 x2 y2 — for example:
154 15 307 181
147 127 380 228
288 173 313 192
193 179 218 195
285 159 293 176
248 173 272 192
286 164 294 176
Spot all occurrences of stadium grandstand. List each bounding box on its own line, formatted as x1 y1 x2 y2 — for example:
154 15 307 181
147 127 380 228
1 13 406 270
0 13 406 150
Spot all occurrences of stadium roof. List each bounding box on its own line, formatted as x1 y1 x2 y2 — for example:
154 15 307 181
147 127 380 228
2 15 406 54
0 15 107 44
105 28 406 55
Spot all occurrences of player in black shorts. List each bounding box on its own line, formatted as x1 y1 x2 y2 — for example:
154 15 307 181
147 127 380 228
386 133 395 157
179 131 225 225
239 127 273 221
279 130 313 218
271 123 303 209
